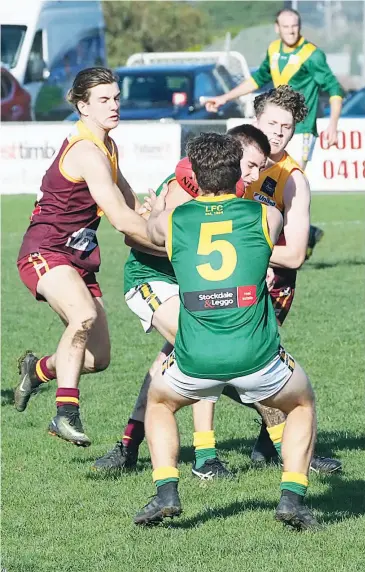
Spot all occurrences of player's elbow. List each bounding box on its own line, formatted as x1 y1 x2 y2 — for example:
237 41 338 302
290 249 307 269
147 229 163 247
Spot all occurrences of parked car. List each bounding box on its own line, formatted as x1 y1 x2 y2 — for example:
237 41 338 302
1 67 31 121
65 63 245 121
323 87 365 118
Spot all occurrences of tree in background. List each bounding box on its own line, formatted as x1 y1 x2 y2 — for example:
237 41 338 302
103 1 212 67
195 1 284 35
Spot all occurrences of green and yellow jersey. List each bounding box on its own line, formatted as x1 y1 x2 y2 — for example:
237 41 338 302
123 174 176 294
251 37 343 136
168 195 280 379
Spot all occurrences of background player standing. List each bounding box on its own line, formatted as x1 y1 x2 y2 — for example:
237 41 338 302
204 7 344 257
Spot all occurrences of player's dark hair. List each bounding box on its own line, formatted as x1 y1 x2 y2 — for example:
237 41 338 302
67 67 119 113
254 85 308 125
275 8 301 27
187 133 242 195
227 123 270 158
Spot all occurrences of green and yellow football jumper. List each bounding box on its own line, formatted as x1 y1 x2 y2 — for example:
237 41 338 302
167 194 280 380
251 37 343 136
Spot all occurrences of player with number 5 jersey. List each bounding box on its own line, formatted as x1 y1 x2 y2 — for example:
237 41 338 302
170 197 279 380
134 132 320 531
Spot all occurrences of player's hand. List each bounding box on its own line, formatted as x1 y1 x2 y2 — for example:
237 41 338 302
266 267 275 292
151 184 168 215
323 123 338 147
137 194 154 215
205 94 228 113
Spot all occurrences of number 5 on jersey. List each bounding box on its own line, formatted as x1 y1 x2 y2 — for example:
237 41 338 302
196 221 237 281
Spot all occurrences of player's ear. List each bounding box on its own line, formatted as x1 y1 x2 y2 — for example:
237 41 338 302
191 170 197 182
274 22 280 34
252 116 258 127
77 100 89 117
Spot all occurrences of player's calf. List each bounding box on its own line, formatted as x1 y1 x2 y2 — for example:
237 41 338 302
261 359 320 529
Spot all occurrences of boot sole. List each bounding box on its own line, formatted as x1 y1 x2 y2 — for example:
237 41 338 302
48 430 91 447
134 506 182 525
91 464 137 472
275 510 322 531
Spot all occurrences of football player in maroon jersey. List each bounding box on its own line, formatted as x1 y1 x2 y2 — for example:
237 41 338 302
15 67 163 447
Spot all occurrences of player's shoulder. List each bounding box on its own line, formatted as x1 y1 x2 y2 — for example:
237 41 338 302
67 137 101 157
268 39 281 53
303 39 326 61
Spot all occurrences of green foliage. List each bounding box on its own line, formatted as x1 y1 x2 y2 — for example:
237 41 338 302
103 1 212 67
2 193 365 571
195 1 284 32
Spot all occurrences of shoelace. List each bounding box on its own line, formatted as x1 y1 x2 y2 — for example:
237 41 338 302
67 410 83 430
103 442 124 460
202 458 229 477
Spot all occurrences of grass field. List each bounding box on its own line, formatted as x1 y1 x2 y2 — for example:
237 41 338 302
2 194 365 572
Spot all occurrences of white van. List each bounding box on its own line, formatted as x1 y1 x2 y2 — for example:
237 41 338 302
0 0 107 119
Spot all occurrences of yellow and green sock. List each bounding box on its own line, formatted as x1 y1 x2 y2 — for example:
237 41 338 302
153 466 179 489
281 472 308 497
193 430 216 469
267 422 285 459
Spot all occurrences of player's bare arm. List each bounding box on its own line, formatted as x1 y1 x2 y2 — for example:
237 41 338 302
125 178 192 256
205 77 257 112
116 166 143 211
270 170 310 269
146 185 171 246
324 96 342 147
63 140 164 251
266 205 283 246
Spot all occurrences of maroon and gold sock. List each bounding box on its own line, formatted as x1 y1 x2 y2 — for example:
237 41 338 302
35 356 56 383
56 388 80 409
122 418 145 451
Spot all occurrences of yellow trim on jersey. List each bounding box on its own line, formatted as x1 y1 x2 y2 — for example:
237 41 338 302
261 204 273 249
152 467 179 482
282 472 308 487
245 151 303 214
59 121 118 184
249 76 259 90
166 209 175 261
268 38 317 87
329 95 343 102
195 194 236 202
59 136 85 183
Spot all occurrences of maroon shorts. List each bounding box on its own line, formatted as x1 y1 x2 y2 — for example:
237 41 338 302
270 286 295 326
17 250 102 301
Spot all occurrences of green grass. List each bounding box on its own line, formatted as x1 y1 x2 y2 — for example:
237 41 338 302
2 194 365 572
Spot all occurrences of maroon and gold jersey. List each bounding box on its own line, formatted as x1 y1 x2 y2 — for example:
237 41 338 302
245 151 303 290
18 121 118 273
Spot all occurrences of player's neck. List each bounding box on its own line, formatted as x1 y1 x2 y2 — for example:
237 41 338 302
80 117 111 144
269 150 285 164
282 36 304 52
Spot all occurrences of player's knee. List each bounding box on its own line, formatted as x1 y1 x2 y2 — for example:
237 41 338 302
70 311 98 348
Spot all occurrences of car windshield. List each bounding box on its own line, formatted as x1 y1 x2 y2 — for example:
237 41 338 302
342 90 365 116
117 73 192 108
1 25 27 68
